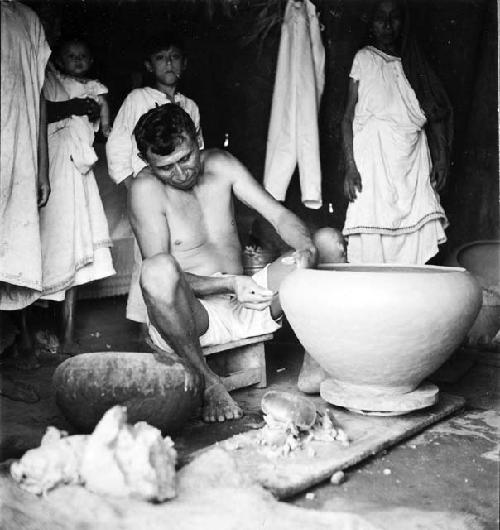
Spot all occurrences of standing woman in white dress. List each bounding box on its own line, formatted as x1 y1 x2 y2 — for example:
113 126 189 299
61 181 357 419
342 0 453 264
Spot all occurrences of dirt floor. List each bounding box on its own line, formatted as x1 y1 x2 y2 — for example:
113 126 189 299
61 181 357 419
1 296 499 528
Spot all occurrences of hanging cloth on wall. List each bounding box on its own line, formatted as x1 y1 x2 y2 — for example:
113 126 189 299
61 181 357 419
263 0 325 209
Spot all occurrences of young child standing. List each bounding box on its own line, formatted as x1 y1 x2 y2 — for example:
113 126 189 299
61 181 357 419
106 34 203 326
40 37 115 353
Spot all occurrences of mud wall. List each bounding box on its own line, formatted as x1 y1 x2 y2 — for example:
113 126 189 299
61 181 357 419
33 0 498 258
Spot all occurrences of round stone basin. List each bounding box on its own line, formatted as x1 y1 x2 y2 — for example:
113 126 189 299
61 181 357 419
447 240 500 288
53 351 201 434
445 240 500 346
280 263 482 406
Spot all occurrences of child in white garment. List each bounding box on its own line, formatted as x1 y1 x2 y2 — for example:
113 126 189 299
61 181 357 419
40 37 115 354
106 33 203 329
48 38 111 138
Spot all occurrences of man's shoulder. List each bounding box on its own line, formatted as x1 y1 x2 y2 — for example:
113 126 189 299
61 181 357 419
202 148 248 185
131 167 163 195
201 148 239 181
129 170 166 218
202 148 235 167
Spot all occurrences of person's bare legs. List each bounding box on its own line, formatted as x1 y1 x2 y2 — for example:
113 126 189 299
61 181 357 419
61 287 80 355
14 309 40 369
140 253 242 423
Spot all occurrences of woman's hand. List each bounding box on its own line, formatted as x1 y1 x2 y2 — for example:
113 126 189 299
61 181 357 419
37 175 50 207
344 163 363 202
430 159 449 192
232 276 274 311
101 124 112 138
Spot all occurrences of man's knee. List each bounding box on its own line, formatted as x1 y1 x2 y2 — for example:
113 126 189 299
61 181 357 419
140 253 181 302
313 227 347 264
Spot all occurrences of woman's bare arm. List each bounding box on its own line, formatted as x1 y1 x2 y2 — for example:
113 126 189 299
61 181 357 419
342 78 362 202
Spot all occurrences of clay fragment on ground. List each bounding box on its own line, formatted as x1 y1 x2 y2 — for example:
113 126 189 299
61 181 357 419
10 405 177 502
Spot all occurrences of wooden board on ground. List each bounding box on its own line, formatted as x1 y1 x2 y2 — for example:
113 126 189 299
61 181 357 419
211 392 465 499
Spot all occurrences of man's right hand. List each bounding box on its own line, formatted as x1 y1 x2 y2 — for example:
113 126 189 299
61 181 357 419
232 276 274 311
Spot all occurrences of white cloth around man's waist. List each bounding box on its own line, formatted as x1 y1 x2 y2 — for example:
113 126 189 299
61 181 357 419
148 266 281 354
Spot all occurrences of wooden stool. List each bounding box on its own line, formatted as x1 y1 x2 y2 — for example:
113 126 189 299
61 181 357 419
204 334 273 392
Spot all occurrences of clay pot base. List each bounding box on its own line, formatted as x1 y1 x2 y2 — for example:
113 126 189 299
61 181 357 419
320 379 439 416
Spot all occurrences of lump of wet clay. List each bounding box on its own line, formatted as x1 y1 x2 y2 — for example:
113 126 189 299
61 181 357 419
80 406 176 501
10 428 87 495
10 406 177 502
261 390 317 431
254 392 349 458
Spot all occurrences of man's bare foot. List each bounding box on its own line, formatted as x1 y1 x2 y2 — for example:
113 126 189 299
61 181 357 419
203 381 243 423
297 351 328 394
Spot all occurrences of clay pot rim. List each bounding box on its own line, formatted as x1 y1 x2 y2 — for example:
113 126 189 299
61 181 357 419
453 239 500 251
316 263 467 273
56 351 185 370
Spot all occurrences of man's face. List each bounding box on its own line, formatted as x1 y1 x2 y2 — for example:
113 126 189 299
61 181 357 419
146 133 201 190
145 46 186 87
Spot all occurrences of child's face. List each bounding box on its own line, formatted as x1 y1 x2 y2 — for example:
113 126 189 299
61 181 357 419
146 133 201 190
371 1 403 48
57 43 92 77
145 46 186 88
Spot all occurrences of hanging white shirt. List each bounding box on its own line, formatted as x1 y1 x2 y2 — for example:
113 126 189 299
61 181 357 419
263 0 324 209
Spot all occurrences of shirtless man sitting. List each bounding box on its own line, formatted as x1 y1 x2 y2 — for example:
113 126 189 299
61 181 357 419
129 104 344 423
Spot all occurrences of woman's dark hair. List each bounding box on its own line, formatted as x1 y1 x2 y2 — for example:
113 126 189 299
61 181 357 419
366 0 453 157
134 104 196 160
367 0 452 123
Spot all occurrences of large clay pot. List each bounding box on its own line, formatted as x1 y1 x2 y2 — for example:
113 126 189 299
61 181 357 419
53 351 201 434
445 240 500 346
280 264 482 403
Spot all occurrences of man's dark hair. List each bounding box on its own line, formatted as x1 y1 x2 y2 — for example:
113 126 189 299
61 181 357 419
143 32 186 61
134 104 197 160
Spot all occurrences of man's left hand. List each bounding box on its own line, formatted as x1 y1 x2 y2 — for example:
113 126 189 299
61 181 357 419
233 276 274 310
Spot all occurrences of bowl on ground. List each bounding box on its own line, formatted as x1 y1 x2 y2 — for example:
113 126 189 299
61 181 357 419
53 351 201 434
